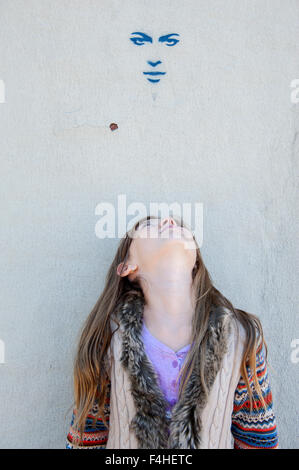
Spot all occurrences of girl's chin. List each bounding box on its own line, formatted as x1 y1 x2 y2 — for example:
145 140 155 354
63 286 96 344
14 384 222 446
158 237 197 256
159 229 191 241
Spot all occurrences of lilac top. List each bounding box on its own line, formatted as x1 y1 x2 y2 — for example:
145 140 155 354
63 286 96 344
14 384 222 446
141 319 192 420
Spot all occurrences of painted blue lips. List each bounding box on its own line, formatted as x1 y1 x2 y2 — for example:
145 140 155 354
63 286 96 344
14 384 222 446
143 71 166 83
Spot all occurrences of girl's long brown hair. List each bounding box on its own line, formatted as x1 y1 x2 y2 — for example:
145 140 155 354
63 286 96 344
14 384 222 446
70 215 268 445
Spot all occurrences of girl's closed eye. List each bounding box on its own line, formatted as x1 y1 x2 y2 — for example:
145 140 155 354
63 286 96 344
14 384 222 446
138 219 154 230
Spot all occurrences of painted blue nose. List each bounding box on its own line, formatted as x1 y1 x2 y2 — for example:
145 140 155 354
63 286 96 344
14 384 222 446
147 60 162 67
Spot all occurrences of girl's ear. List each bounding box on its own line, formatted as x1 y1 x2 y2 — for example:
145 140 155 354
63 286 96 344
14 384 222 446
116 262 138 277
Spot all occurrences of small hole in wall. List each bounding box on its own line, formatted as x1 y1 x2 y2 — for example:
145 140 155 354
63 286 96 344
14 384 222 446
110 123 118 131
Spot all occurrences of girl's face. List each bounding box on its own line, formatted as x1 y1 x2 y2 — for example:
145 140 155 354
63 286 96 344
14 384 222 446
125 217 197 278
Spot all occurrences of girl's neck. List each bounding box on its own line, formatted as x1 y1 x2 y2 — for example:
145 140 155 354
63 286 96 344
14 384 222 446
141 272 195 350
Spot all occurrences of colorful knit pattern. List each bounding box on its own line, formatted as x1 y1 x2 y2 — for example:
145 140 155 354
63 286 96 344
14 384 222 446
231 347 278 449
66 382 110 449
66 350 278 449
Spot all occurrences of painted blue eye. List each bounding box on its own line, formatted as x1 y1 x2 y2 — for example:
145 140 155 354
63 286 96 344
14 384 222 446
130 38 145 46
165 39 179 46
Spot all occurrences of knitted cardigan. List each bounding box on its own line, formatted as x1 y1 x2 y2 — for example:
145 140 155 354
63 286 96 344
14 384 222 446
66 293 278 449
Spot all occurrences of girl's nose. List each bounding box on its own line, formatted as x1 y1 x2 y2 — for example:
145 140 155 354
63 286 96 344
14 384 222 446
161 217 176 228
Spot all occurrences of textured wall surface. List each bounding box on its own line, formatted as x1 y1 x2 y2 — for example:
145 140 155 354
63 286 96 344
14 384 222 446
0 0 298 448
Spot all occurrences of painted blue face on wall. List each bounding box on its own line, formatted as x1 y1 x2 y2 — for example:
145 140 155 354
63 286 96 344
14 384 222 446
129 32 180 84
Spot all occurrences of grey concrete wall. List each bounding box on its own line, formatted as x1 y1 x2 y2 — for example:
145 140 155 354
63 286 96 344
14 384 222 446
0 0 298 448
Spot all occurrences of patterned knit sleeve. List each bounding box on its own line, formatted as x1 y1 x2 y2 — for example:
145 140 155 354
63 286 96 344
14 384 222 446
231 346 278 449
65 381 110 449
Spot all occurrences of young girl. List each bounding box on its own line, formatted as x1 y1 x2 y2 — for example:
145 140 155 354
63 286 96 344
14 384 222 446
66 215 278 449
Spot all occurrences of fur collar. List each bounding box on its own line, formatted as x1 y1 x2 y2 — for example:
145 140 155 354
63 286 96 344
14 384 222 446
114 292 232 449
